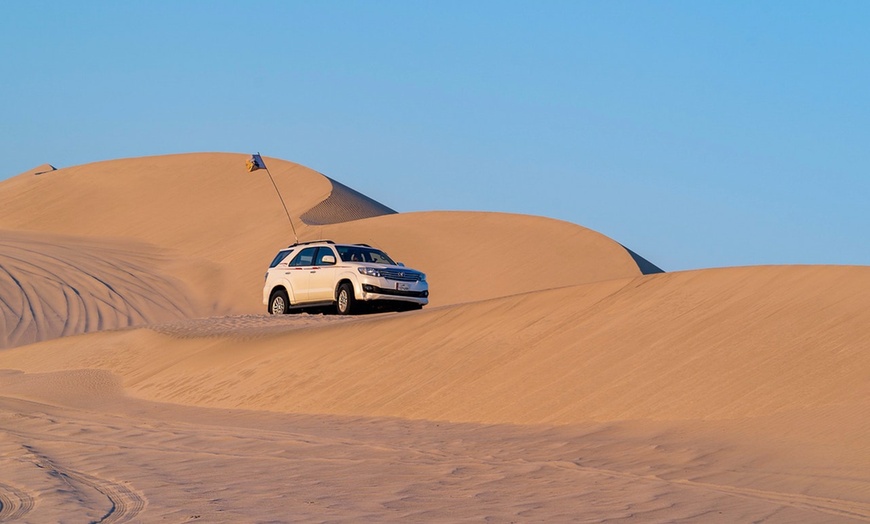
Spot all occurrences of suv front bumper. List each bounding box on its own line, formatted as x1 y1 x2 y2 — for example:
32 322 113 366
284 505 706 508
357 277 429 305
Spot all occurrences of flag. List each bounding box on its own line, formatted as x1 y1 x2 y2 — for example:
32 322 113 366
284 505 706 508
246 153 266 172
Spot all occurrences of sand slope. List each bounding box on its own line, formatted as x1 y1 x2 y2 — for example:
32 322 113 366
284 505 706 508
4 266 865 428
1 264 867 521
0 153 334 251
2 390 866 523
0 230 203 349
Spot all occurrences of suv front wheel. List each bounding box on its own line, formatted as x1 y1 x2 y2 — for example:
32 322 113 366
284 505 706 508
336 283 355 315
269 289 289 315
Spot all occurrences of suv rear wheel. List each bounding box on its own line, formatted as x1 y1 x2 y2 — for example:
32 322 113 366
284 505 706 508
269 289 289 315
336 283 355 315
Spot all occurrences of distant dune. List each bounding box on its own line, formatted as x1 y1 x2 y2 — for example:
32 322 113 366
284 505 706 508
0 153 867 522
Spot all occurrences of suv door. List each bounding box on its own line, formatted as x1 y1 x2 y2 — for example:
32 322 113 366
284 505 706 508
285 246 317 303
308 246 340 301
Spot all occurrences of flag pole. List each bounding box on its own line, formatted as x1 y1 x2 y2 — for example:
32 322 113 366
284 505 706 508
260 152 299 244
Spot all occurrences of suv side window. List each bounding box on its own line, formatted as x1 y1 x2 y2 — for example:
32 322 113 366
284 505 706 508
314 247 337 266
289 247 317 267
269 249 294 268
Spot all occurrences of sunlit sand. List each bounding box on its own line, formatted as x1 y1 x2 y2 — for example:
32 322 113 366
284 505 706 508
0 153 867 522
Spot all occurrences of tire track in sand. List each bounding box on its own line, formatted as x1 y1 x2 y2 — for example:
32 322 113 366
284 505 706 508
0 481 35 521
22 444 146 523
0 232 202 349
670 477 870 522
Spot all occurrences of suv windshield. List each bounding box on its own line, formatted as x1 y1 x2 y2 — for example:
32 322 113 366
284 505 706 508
337 246 396 265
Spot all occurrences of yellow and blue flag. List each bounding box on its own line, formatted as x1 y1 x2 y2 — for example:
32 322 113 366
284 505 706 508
246 154 266 172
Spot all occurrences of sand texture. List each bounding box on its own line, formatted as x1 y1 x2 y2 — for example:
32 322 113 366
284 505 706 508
300 176 397 225
0 153 867 522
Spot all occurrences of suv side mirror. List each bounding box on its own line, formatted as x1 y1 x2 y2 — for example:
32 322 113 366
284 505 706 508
321 255 336 265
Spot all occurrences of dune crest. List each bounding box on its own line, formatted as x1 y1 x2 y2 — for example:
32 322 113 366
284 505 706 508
13 163 56 177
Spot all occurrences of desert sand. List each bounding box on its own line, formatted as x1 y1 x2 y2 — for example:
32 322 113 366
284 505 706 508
0 153 867 522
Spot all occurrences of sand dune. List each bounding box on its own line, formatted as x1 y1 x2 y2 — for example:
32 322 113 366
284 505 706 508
320 210 649 306
4 266 866 427
1 152 867 521
0 154 338 313
1 264 868 520
0 153 651 332
0 154 334 249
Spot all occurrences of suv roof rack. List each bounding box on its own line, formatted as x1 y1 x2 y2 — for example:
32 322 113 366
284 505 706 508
354 243 372 247
286 239 335 248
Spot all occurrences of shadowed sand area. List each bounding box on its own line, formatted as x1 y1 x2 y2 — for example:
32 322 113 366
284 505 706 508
0 153 868 521
301 176 397 226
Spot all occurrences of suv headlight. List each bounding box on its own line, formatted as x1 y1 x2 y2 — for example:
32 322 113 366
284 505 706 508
419 273 427 282
358 267 382 277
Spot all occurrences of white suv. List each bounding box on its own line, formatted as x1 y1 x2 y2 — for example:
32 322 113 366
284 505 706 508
263 241 429 315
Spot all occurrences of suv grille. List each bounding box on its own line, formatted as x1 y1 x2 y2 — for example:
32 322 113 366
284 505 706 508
381 268 422 282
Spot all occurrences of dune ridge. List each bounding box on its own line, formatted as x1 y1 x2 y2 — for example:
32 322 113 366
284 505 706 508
14 163 56 177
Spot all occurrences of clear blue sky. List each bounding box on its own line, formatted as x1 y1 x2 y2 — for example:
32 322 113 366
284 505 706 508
2 1 868 271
